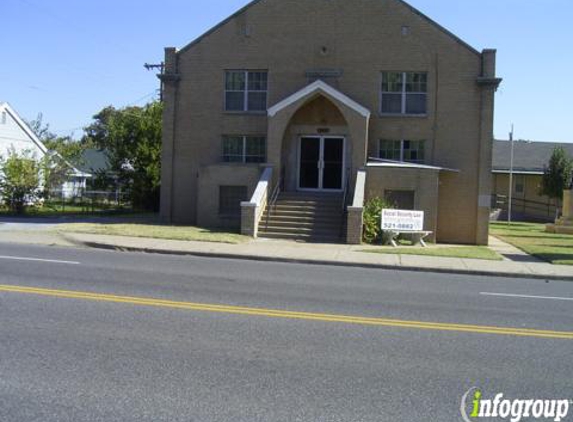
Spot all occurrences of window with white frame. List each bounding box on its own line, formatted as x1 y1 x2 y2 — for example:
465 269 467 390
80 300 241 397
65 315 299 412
381 72 427 115
379 140 425 163
225 70 268 112
222 136 266 163
1 111 6 124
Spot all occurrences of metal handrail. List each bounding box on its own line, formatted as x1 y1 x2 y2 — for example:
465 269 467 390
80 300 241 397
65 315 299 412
341 170 351 212
340 171 352 238
492 194 559 220
265 177 282 230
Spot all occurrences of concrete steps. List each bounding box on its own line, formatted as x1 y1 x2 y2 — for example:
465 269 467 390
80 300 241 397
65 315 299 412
259 192 344 243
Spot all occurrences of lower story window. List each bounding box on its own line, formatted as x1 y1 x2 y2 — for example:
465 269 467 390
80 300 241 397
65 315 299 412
385 190 415 210
222 136 266 163
219 186 248 216
514 175 525 194
379 139 425 163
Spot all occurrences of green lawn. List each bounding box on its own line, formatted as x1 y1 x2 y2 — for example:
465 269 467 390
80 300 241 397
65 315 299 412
490 222 573 265
361 245 503 261
55 223 249 244
0 203 132 218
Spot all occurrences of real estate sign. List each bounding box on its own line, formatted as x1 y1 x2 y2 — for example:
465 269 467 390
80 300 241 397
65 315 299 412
381 209 424 231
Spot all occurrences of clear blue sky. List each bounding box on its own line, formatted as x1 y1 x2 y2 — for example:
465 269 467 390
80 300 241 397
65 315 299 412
1 0 571 143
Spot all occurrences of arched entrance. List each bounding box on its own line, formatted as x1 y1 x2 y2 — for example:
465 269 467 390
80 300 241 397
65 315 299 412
259 81 371 242
267 80 371 194
282 95 348 192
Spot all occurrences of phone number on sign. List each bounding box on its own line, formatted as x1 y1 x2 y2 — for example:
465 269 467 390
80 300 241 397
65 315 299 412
383 223 416 230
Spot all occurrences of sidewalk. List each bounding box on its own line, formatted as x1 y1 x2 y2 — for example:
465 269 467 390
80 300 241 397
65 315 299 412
60 231 573 280
1 228 572 280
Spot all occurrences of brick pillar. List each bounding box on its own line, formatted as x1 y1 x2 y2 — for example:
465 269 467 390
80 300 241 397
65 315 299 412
241 203 258 237
346 206 363 244
476 49 501 245
159 47 180 223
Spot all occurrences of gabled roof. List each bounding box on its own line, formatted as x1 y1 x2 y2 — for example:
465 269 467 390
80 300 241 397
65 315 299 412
179 0 261 54
0 102 90 177
0 102 48 155
177 0 480 56
74 149 110 174
268 80 370 118
493 140 573 174
393 0 480 56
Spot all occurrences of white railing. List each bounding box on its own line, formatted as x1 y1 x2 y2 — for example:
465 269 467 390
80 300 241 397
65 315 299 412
351 169 366 208
346 169 366 244
240 167 273 237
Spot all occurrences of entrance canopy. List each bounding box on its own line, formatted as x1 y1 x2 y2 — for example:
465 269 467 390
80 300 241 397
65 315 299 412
266 80 371 189
268 80 370 118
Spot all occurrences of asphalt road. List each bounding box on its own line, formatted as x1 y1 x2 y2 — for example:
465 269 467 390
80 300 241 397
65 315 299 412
0 242 572 421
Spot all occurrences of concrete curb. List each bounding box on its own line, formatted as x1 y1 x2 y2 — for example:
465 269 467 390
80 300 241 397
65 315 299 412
62 235 572 282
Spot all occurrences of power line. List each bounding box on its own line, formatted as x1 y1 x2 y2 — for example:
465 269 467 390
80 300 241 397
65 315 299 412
123 91 158 108
13 0 157 89
144 63 165 101
51 91 159 136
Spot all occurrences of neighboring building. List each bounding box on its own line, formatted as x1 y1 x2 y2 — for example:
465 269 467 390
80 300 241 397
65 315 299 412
0 102 48 161
159 0 501 244
0 102 90 199
75 149 111 182
492 140 573 221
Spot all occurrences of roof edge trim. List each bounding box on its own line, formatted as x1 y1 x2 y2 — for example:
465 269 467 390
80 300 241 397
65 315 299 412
178 0 264 54
0 102 48 155
394 0 481 56
268 80 371 118
177 0 482 57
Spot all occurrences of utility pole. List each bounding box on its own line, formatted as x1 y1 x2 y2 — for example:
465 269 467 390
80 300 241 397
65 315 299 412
507 124 515 225
144 62 165 101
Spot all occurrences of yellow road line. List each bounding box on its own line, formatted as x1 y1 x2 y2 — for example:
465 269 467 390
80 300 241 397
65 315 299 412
1 284 572 339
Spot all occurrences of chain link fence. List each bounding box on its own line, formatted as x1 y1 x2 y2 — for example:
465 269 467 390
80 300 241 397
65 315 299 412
42 188 131 214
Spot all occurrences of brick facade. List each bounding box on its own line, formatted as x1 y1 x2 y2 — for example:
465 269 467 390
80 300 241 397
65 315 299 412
160 0 500 245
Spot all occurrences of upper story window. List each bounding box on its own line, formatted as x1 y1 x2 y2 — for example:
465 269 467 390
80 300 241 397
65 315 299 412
225 70 268 112
222 136 266 163
381 72 427 115
1 111 6 124
379 139 425 164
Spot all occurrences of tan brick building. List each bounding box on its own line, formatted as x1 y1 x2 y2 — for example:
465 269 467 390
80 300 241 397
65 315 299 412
159 0 501 244
492 140 573 222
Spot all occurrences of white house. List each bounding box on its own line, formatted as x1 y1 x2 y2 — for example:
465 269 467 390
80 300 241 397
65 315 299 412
0 102 90 198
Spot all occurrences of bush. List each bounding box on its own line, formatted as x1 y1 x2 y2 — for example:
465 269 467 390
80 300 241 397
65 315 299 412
0 148 42 214
363 197 394 243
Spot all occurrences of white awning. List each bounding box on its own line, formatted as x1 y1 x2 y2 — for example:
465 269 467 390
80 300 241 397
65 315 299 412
268 80 370 118
367 158 459 173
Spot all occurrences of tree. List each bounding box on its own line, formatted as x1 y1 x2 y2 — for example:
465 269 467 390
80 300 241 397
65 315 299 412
26 113 53 142
0 148 41 214
43 137 87 165
83 101 162 211
26 113 89 164
39 152 74 197
541 147 573 205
